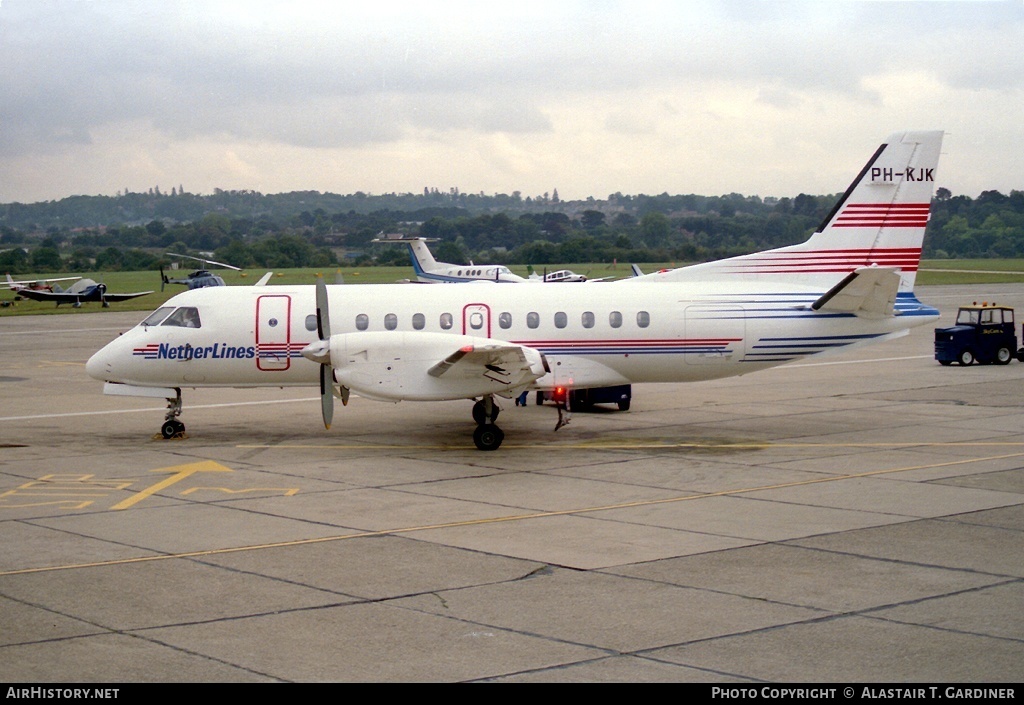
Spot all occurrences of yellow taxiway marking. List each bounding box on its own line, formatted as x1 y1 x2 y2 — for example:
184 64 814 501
110 460 232 510
3 448 1023 577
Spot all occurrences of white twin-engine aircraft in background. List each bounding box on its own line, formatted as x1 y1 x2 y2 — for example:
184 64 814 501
87 131 944 450
373 234 530 283
374 234 593 285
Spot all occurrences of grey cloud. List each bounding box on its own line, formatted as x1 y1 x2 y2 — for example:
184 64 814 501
2 0 1022 196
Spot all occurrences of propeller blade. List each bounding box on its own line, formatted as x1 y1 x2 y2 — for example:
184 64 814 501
314 274 333 429
315 275 331 339
320 364 334 429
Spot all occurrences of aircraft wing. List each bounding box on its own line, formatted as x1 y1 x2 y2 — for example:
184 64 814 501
9 288 85 303
16 288 153 303
6 275 82 289
428 341 547 388
99 290 155 302
811 266 900 318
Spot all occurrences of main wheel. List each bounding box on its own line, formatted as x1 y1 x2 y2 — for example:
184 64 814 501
472 400 500 425
473 424 504 451
995 346 1013 365
958 349 975 366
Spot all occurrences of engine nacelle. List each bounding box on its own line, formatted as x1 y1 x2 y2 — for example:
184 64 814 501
327 331 546 401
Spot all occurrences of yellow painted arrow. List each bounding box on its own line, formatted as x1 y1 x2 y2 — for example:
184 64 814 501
112 460 233 510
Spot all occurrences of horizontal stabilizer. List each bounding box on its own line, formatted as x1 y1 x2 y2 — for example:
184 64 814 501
811 266 900 318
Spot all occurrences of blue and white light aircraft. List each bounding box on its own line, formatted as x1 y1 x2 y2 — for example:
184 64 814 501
87 131 944 450
373 235 529 283
16 278 153 307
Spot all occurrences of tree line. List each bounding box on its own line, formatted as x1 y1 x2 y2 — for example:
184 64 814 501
1 187 1022 275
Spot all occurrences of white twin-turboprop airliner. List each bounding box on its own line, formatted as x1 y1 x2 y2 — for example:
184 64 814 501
87 131 944 450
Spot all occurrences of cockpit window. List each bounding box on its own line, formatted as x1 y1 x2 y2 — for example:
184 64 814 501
141 307 175 327
162 307 202 328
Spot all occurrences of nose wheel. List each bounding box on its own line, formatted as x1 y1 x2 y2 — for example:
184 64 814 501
161 419 186 439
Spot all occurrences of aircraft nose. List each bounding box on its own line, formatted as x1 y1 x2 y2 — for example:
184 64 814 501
86 345 113 381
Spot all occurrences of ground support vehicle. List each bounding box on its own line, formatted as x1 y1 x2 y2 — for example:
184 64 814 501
934 303 1017 366
536 384 631 411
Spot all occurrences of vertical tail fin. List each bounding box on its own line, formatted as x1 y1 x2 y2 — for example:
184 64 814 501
406 238 439 277
638 131 944 292
800 130 943 292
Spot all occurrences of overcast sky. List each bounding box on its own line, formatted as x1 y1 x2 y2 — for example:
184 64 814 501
2 0 1022 204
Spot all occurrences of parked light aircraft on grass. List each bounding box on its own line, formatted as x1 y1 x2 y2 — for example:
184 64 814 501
16 278 153 307
87 131 944 449
527 265 592 283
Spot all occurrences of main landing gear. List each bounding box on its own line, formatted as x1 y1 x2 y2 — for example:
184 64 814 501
471 396 504 451
469 391 573 450
160 388 187 439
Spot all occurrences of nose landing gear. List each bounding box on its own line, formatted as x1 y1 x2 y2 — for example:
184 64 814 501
160 388 187 439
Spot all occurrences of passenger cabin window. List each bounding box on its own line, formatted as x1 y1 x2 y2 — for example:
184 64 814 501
356 314 369 331
385 313 398 330
440 312 454 330
141 307 174 327
469 311 484 330
637 311 651 328
554 312 567 329
162 307 202 328
582 311 595 329
527 312 540 329
305 314 318 332
499 312 512 329
412 313 425 330
609 311 623 328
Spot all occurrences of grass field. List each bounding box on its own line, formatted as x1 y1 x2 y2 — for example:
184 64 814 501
4 259 1024 317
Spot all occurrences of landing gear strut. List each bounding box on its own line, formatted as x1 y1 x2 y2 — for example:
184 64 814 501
471 396 504 450
161 388 186 439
